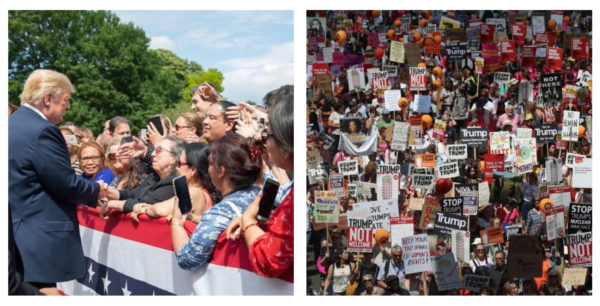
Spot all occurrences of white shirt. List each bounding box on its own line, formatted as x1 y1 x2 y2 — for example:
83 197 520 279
22 103 47 121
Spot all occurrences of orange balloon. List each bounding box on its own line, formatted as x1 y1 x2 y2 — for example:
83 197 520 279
374 228 390 246
564 16 571 23
422 10 431 19
336 30 347 45
372 10 380 18
422 114 433 127
548 19 557 30
433 66 443 78
413 32 422 41
399 37 405 42
394 19 402 27
540 198 554 214
420 18 428 28
578 125 586 138
417 62 427 68
387 29 395 39
432 79 442 89
398 97 409 109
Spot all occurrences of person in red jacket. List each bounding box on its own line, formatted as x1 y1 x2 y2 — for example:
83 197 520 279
468 98 495 132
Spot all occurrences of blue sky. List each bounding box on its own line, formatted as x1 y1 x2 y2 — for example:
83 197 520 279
114 10 293 105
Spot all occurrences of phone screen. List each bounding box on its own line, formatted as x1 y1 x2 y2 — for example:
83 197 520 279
120 136 133 145
65 134 78 145
148 116 164 136
173 175 192 215
257 178 280 223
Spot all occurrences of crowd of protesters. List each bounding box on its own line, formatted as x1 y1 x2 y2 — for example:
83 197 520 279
306 10 592 296
9 68 293 294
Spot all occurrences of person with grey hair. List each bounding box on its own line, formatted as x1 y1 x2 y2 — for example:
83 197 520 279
101 135 185 215
376 244 407 294
263 84 293 111
360 273 384 295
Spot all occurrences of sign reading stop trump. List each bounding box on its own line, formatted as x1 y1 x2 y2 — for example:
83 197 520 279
347 227 374 253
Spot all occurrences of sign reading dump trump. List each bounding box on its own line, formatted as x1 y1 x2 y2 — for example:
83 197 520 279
437 162 459 179
447 144 467 160
338 160 358 176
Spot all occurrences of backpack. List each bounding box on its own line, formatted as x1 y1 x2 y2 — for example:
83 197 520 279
472 258 491 276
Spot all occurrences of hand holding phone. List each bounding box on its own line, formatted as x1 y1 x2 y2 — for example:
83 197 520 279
148 116 165 136
173 176 192 215
257 178 280 223
120 136 134 145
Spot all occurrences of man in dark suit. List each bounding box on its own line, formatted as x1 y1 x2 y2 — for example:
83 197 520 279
9 69 108 292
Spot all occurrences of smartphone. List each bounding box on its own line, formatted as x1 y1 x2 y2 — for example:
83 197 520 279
120 136 133 145
65 134 78 145
139 128 147 140
258 118 265 125
173 175 192 215
148 116 164 136
257 178 280 223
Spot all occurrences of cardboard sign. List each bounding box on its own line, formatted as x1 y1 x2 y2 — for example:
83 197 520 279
500 40 516 62
409 67 427 91
414 153 436 169
391 121 409 151
347 227 374 253
474 57 484 75
437 162 459 179
489 131 510 154
446 41 468 60
565 232 592 268
329 173 345 194
384 89 402 112
433 253 461 291
389 40 405 64
451 230 471 263
402 234 432 274
314 190 339 223
534 123 558 144
338 160 358 176
545 205 566 241
562 268 588 287
419 197 441 229
460 127 488 148
568 203 592 234
447 144 467 160
409 197 425 211
404 43 422 67
571 157 592 188
493 72 511 86
434 212 468 237
507 235 544 278
562 111 580 142
441 197 463 215
546 47 563 71
390 215 415 247
463 274 490 293
480 226 504 245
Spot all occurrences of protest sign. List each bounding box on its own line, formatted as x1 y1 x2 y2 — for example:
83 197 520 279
565 84 578 101
322 47 333 63
412 174 434 190
384 89 402 112
314 190 339 223
507 235 544 278
347 227 374 253
402 234 432 274
419 197 441 229
480 23 494 43
562 268 588 287
366 68 381 85
446 28 466 41
474 57 484 75
382 64 398 77
565 232 592 268
482 43 501 72
512 22 526 44
408 166 434 178
433 253 461 291
518 81 533 104
446 41 468 60
414 153 436 169
389 40 405 63
514 138 534 174
338 160 358 176
500 40 516 62
460 127 488 148
425 38 441 55
409 197 425 211
571 157 592 188
478 182 490 207
347 68 366 91
348 183 357 198
480 226 504 245
489 131 510 154
522 45 536 68
562 111 580 142
440 16 460 29
493 72 511 86
548 185 572 210
468 40 481 58
543 159 562 185
329 173 345 194
371 71 390 101
531 15 545 35
315 74 333 98
576 69 592 89
565 152 585 168
505 225 522 239
350 200 399 232
545 205 566 241
555 139 568 151
463 274 490 293
437 162 459 179
546 47 563 71
434 212 468 237
355 181 378 202
441 197 463 215
391 121 409 151
541 73 563 106
483 154 504 184
307 149 321 167
486 18 506 33
346 200 375 228
447 144 468 160
432 119 447 141
451 230 471 263
413 95 431 113
571 37 588 59
390 215 415 247
308 164 328 185
409 67 427 91
534 123 558 144
568 203 592 234
516 128 532 139
460 190 478 216
367 32 379 48
377 165 400 202
404 43 421 67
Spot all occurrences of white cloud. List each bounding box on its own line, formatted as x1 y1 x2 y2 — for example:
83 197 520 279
149 36 175 50
220 42 293 104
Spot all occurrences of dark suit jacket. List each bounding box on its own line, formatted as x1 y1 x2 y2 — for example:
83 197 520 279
9 106 100 283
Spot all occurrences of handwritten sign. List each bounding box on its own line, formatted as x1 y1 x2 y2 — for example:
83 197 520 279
402 234 432 274
338 160 358 176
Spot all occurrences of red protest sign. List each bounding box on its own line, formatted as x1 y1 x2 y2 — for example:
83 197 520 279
500 40 516 62
368 32 380 48
425 39 441 55
347 227 374 253
312 63 330 76
572 37 589 59
555 139 568 151
409 67 427 91
565 232 592 268
522 45 536 68
482 44 501 73
512 23 526 44
484 154 504 184
534 32 556 46
480 23 494 43
546 47 563 71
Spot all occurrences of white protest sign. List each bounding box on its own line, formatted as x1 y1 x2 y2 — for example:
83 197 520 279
461 190 478 215
402 234 432 274
323 47 334 63
391 121 409 151
493 72 511 85
347 68 366 91
489 131 511 154
565 152 586 168
447 144 468 160
562 268 588 287
384 89 402 111
390 215 415 247
377 166 400 202
347 200 399 232
531 15 545 35
572 158 592 188
433 253 461 291
338 160 359 176
478 182 490 207
451 230 471 264
562 111 580 142
314 190 340 223
348 183 357 197
516 128 532 139
413 95 432 113
545 205 566 241
437 162 459 179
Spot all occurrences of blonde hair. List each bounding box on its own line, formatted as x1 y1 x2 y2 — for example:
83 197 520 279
19 69 75 108
178 112 204 136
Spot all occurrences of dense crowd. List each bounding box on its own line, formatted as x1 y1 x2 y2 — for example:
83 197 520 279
306 10 592 296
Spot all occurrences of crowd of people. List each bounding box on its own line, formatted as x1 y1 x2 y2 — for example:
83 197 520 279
306 10 592 296
9 69 294 294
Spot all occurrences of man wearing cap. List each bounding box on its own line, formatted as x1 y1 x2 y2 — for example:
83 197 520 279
496 103 520 133
344 100 367 119
468 97 495 132
375 108 394 129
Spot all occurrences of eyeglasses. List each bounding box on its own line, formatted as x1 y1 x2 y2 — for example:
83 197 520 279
174 124 191 131
154 145 175 156
177 160 188 167
81 156 102 163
